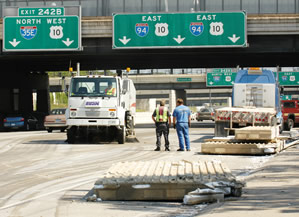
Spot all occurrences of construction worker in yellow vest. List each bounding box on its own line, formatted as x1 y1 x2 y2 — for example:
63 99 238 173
152 100 171 151
105 82 116 96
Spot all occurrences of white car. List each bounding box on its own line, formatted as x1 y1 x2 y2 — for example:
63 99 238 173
191 112 196 120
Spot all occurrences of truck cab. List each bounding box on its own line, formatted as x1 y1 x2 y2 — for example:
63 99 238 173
281 99 299 130
66 75 136 144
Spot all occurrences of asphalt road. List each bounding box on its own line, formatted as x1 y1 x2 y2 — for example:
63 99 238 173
0 121 275 217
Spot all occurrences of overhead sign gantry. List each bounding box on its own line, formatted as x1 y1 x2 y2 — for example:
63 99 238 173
3 6 81 52
113 11 247 49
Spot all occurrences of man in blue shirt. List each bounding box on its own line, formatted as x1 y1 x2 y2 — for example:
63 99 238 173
172 98 191 151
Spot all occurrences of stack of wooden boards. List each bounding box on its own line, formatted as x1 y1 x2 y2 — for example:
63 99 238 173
202 126 286 155
94 160 244 201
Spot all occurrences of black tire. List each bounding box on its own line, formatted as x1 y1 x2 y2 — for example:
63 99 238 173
117 126 126 144
47 128 53 133
60 128 65 132
67 128 76 144
287 118 294 131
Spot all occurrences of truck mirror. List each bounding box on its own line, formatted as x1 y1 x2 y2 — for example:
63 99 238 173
64 86 69 95
122 80 129 94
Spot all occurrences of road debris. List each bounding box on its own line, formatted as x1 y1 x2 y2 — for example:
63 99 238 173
93 160 244 201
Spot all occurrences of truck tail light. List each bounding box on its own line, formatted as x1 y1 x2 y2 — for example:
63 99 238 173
20 118 24 121
4 119 7 123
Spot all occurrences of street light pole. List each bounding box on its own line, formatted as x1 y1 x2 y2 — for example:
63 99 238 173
164 0 168 12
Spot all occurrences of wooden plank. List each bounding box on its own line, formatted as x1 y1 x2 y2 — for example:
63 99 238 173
192 162 201 182
169 162 178 183
213 162 226 179
143 161 158 183
160 161 171 183
184 161 194 182
152 161 164 183
136 161 151 183
199 161 208 182
177 161 186 183
206 161 216 180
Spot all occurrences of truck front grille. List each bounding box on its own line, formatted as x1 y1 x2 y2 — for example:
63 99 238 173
85 111 109 117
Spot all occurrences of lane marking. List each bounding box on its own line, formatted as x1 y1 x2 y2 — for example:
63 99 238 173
0 176 100 210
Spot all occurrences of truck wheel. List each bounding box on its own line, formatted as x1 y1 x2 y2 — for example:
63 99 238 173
287 118 294 131
67 128 76 144
47 128 53 133
118 126 126 144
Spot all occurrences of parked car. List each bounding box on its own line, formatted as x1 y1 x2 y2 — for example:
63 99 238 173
191 112 196 120
196 107 215 121
3 114 39 131
44 108 67 132
281 99 299 130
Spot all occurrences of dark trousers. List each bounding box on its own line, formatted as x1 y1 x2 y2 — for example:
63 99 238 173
156 122 169 148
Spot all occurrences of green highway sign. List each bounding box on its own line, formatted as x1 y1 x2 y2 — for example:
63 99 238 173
18 7 64 16
113 12 247 49
206 70 237 87
3 16 80 51
281 95 293 100
177 78 192 82
279 72 299 86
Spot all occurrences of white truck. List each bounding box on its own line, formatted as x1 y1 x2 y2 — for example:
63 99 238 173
201 68 285 155
214 68 283 137
66 74 136 144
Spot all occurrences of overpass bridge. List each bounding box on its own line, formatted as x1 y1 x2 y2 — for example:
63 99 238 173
2 14 299 71
2 0 299 124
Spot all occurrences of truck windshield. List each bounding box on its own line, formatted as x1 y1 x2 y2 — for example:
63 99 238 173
70 78 117 97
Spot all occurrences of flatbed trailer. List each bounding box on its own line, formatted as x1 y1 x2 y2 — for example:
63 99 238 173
202 126 287 155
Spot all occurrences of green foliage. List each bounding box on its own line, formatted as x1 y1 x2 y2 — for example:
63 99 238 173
50 92 68 110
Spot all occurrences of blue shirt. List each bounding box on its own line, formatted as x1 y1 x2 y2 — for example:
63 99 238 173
173 105 191 123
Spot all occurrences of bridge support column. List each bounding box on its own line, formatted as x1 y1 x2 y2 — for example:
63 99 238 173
37 89 49 113
175 89 187 106
136 99 156 112
19 88 33 112
169 90 176 113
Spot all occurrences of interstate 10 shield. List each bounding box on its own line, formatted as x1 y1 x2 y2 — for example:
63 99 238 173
189 22 204 36
20 26 37 40
135 23 149 37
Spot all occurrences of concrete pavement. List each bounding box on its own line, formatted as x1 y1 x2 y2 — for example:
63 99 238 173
198 145 299 217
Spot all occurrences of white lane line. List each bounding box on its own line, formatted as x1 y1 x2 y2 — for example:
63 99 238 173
0 177 98 210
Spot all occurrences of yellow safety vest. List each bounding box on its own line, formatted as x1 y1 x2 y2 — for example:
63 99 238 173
156 106 168 122
106 87 115 95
